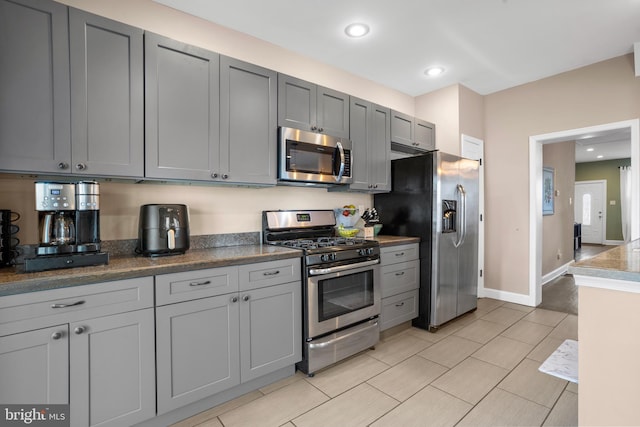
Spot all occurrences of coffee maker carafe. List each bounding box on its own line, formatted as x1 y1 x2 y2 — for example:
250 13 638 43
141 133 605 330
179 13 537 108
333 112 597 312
24 182 109 272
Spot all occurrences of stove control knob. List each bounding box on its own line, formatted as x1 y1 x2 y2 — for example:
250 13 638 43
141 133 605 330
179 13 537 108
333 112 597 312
329 253 337 261
321 254 329 262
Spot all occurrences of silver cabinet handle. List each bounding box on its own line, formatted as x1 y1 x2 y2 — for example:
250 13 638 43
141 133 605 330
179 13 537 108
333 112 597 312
395 252 405 257
395 302 405 307
318 127 324 133
222 174 229 179
74 326 86 335
262 270 280 276
75 163 86 170
189 280 211 287
231 296 238 303
51 300 85 309
242 295 250 302
395 271 405 276
211 172 218 178
57 162 69 170
310 125 318 131
51 331 64 340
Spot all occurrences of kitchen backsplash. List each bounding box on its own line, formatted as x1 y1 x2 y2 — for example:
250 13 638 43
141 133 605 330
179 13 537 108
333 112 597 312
0 175 371 245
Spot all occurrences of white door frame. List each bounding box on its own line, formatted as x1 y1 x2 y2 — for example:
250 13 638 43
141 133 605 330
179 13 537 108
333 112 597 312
575 180 607 244
529 119 640 306
461 134 485 297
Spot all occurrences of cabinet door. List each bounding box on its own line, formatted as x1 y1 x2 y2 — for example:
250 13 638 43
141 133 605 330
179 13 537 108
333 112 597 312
348 97 372 191
277 74 316 131
220 57 277 185
370 104 391 192
145 33 220 181
0 325 68 404
156 295 240 414
0 0 71 174
240 282 301 382
317 86 349 138
390 110 414 147
69 9 143 177
414 118 435 151
70 309 155 427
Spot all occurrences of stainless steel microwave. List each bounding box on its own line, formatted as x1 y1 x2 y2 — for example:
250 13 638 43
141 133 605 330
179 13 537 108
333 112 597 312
278 127 352 185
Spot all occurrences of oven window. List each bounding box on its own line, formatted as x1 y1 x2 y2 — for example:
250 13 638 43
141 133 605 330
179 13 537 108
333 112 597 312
318 270 374 322
286 140 334 175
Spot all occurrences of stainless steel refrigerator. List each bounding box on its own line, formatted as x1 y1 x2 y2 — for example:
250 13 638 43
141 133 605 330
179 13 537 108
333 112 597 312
374 151 479 330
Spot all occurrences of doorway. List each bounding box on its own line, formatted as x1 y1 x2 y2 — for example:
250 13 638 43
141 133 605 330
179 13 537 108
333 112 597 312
574 180 607 244
529 119 640 307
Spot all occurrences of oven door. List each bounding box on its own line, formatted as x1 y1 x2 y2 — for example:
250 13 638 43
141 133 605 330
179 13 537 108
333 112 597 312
307 259 380 338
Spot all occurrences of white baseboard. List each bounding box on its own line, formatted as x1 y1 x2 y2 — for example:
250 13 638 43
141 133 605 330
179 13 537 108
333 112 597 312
478 287 536 307
604 240 624 246
542 262 571 286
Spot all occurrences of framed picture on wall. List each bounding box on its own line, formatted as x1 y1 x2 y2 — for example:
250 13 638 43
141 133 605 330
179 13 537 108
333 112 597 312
543 167 554 215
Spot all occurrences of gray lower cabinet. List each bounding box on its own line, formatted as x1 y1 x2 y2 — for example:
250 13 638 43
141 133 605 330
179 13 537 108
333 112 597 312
70 309 156 427
145 32 220 181
0 0 144 177
0 325 69 405
379 243 420 330
346 97 391 192
390 110 435 154
0 277 155 426
278 74 349 138
155 259 301 414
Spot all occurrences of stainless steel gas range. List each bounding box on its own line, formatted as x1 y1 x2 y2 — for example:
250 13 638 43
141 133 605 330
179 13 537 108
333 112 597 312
263 210 381 376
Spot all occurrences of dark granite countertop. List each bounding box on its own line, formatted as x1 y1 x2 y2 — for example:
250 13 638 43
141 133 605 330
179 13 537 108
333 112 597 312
374 235 420 247
568 239 640 283
0 245 302 297
0 235 420 297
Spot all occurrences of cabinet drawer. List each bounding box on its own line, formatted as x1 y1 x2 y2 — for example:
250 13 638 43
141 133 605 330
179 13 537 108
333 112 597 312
155 266 239 306
380 290 418 331
381 260 419 298
381 243 419 264
0 277 153 335
239 258 301 291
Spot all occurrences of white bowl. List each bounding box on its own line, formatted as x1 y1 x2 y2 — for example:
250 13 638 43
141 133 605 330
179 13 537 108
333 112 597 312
334 208 359 227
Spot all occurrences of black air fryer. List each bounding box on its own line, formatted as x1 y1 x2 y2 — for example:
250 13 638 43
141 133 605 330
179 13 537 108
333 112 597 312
137 204 190 256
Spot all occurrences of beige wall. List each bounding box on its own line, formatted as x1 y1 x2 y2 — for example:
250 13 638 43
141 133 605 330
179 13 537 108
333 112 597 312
484 54 640 295
542 142 575 276
415 84 461 155
459 85 485 144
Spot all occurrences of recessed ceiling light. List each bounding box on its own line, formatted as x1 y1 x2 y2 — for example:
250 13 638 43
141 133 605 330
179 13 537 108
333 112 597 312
344 23 370 38
424 67 445 77
597 155 604 159
586 148 595 152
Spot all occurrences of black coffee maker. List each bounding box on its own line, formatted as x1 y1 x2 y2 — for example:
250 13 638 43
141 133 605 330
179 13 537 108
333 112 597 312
23 181 109 272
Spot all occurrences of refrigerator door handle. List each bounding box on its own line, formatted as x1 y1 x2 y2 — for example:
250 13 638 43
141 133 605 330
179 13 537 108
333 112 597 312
454 184 466 248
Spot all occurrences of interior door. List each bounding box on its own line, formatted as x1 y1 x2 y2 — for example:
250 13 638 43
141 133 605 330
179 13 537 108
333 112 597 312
575 181 606 244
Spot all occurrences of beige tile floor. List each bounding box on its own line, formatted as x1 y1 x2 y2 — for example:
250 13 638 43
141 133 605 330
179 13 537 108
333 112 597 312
172 298 578 427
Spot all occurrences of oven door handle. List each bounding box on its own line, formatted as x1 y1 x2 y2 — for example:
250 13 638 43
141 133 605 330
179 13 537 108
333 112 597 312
308 258 379 276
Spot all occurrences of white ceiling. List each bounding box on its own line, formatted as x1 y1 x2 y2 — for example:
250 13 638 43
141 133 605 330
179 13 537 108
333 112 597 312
154 0 638 162
153 0 640 97
575 128 631 163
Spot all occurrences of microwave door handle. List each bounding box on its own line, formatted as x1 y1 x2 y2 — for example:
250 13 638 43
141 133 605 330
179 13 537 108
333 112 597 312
334 141 346 182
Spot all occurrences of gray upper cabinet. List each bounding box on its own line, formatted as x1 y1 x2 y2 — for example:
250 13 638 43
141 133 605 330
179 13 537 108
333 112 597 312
347 97 391 192
0 0 71 174
220 56 277 185
0 0 143 177
69 9 144 177
145 32 221 181
414 118 435 151
390 110 435 154
278 74 349 138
